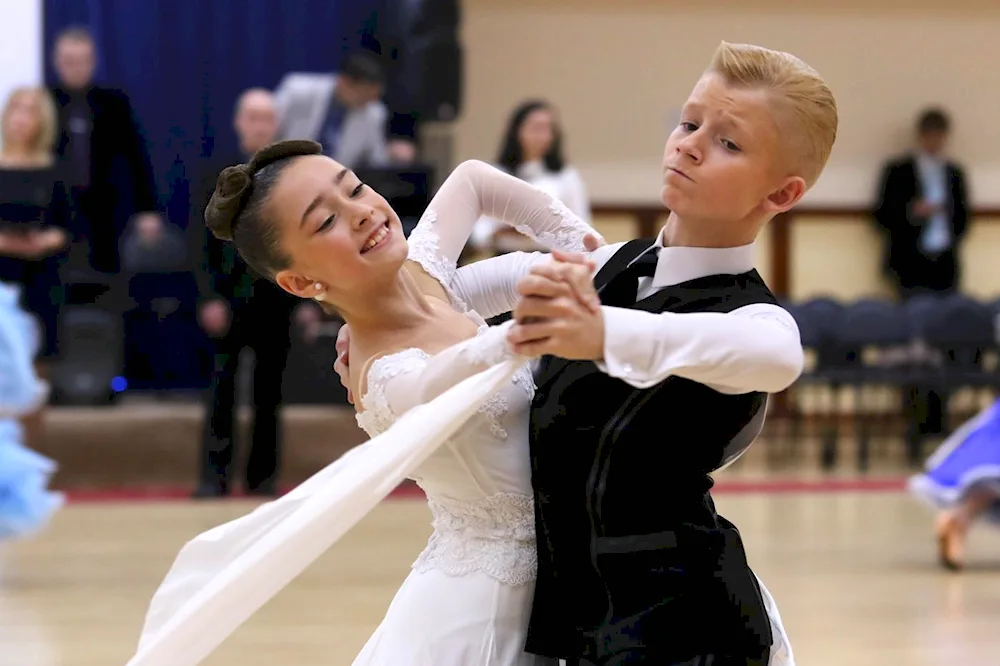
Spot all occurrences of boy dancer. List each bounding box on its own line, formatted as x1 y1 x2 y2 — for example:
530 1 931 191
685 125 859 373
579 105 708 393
506 42 836 665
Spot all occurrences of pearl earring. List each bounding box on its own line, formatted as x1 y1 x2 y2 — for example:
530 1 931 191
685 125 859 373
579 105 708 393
313 282 326 302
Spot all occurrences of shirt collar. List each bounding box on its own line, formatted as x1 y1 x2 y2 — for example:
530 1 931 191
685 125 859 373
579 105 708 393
916 151 945 168
647 228 757 288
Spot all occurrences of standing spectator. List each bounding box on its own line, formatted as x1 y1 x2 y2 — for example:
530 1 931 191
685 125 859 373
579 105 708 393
873 107 970 459
0 87 72 443
274 52 390 169
191 88 296 498
874 108 969 297
50 26 160 277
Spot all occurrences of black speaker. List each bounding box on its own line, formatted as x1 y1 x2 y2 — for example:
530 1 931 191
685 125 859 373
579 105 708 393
50 306 124 405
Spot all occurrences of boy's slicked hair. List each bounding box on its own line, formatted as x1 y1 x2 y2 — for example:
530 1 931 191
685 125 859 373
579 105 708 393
707 41 838 187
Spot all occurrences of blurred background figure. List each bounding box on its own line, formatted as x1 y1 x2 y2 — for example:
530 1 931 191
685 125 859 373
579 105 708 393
50 26 160 280
0 86 72 444
910 398 1000 571
191 88 296 498
874 107 969 299
120 212 186 273
874 108 971 463
470 99 591 255
275 52 390 170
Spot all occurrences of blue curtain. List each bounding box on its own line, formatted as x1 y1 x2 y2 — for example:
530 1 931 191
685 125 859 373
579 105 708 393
43 0 382 228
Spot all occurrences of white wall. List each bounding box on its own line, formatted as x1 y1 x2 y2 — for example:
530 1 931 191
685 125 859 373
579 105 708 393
458 0 1000 205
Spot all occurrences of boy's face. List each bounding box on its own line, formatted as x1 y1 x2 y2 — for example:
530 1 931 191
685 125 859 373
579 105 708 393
661 73 803 228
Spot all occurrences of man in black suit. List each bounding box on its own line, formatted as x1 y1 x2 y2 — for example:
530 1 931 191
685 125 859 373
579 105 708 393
874 108 969 298
874 108 970 453
50 26 160 277
192 88 296 498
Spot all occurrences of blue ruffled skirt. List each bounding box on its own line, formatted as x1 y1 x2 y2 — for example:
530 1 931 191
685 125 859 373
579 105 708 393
909 398 1000 524
0 420 64 539
0 281 63 540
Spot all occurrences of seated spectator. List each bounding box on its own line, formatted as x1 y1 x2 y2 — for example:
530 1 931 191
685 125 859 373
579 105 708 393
470 99 592 254
274 52 390 169
120 214 186 273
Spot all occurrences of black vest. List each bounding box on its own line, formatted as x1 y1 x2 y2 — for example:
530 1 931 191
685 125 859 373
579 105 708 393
525 239 778 662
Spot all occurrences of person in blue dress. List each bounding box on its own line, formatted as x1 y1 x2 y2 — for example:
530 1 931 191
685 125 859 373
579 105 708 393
909 399 1000 570
0 229 65 541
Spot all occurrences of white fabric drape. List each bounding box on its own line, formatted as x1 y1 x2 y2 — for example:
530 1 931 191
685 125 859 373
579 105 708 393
126 361 520 666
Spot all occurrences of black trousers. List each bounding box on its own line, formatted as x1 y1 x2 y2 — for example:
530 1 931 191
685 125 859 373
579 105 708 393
198 286 293 492
71 187 122 275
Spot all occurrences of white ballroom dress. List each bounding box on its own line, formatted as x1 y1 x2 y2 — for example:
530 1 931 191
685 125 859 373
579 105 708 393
124 160 794 666
350 160 597 666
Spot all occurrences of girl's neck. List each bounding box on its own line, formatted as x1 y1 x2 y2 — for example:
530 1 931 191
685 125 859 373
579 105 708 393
339 266 435 343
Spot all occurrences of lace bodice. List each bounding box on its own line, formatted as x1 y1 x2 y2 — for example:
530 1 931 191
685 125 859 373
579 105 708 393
355 337 538 586
352 159 598 585
414 493 536 586
354 328 536 441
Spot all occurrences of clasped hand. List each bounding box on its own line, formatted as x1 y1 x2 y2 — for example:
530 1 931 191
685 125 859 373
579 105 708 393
507 249 605 361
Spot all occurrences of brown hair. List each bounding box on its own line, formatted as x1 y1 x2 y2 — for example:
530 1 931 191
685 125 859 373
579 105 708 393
204 140 322 280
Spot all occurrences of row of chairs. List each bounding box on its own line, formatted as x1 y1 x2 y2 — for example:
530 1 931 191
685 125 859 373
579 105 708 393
778 293 1000 470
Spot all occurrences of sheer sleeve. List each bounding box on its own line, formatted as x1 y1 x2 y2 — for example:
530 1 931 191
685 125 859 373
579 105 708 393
405 159 601 313
449 250 548 320
355 321 520 438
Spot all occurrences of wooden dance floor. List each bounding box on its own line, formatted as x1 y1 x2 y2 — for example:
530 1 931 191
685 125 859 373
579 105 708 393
2 489 999 665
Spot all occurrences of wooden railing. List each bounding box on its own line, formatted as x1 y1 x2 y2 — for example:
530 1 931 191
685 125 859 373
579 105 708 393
590 204 1000 298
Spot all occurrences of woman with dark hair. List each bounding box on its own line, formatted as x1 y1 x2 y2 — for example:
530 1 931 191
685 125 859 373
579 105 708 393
131 139 602 665
472 100 592 253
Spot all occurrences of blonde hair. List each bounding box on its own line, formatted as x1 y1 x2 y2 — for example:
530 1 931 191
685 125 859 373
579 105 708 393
707 42 837 187
1 86 58 164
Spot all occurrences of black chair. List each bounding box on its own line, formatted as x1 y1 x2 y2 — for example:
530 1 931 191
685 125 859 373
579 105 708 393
922 294 997 392
786 297 845 467
902 293 946 337
987 297 1000 342
830 298 911 471
50 306 124 405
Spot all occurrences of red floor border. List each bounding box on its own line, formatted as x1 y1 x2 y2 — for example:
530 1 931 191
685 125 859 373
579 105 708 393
62 477 909 503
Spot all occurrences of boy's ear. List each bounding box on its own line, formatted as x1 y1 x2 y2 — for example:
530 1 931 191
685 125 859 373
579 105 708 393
764 176 807 215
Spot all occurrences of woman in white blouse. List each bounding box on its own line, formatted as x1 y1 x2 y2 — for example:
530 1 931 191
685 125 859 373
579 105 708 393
470 100 591 253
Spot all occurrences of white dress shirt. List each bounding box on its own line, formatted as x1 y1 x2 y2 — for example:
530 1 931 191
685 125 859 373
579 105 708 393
915 153 951 255
589 233 804 394
452 229 804 397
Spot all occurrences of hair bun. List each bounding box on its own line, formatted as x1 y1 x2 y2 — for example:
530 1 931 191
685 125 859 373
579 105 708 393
203 140 323 241
204 165 252 241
